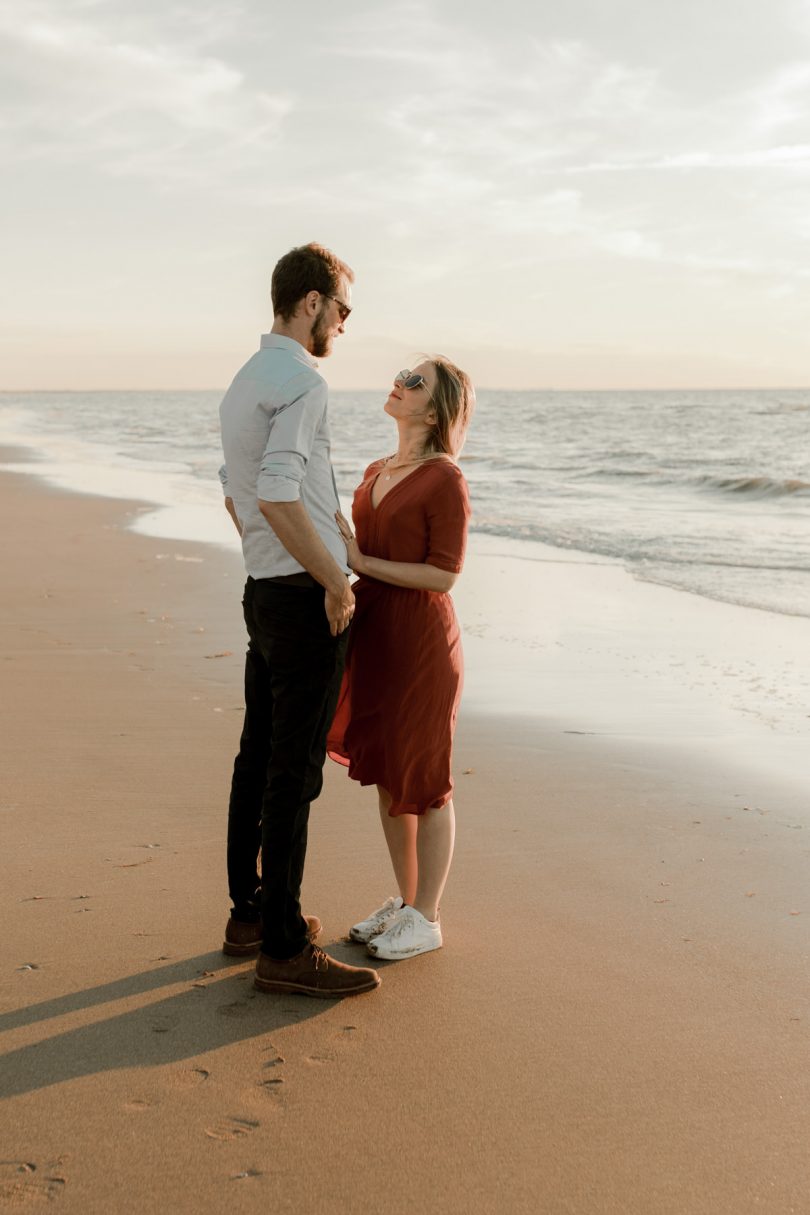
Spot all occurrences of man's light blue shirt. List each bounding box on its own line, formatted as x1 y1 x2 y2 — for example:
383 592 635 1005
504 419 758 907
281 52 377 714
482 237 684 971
219 333 349 579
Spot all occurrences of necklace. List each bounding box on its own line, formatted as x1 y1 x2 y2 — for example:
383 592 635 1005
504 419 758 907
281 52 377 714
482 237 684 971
381 453 442 482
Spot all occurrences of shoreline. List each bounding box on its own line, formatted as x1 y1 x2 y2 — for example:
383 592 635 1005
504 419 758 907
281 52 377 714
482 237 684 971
4 469 810 1213
2 400 809 626
3 440 808 804
454 532 810 802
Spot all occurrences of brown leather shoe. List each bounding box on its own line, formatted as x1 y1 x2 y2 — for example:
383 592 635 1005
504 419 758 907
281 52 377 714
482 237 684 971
254 944 381 998
223 915 321 957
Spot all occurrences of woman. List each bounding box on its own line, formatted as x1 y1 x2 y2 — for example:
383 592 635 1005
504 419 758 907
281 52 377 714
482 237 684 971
328 355 474 960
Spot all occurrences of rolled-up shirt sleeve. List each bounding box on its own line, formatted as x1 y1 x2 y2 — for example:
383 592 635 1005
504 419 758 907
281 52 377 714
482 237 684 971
218 463 228 494
256 376 329 503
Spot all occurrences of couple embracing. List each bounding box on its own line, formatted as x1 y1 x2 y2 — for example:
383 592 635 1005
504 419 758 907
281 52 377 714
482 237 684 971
218 242 474 998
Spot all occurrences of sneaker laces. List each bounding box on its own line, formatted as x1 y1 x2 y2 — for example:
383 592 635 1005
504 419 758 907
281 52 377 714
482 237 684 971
383 910 415 940
372 897 398 922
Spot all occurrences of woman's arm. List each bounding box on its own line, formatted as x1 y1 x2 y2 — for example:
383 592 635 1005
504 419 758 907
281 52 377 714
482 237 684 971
335 512 458 593
357 553 457 593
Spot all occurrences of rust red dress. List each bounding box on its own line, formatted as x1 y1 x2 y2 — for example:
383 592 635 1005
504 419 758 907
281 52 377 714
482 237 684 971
327 458 471 816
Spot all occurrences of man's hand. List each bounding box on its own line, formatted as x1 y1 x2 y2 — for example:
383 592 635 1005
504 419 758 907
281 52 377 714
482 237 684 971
325 579 355 636
258 498 355 633
224 496 243 537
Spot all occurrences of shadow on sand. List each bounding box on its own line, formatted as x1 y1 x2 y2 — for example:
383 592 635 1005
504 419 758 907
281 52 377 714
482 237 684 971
0 941 374 1100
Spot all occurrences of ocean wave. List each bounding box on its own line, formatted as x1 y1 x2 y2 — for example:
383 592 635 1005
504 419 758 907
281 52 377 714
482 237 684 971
754 404 810 415
580 466 810 498
694 474 810 498
472 520 810 573
629 566 810 621
469 521 810 618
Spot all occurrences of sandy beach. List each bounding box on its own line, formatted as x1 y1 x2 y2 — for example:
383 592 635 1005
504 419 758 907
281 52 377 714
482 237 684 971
3 461 810 1214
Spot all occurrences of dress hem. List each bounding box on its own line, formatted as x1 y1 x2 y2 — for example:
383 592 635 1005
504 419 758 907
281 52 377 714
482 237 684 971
326 749 452 816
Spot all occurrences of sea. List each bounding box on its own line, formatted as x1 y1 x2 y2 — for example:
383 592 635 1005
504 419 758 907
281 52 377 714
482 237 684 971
1 387 809 620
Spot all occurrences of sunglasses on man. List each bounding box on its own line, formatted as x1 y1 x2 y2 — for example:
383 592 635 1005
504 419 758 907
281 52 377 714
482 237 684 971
322 293 352 323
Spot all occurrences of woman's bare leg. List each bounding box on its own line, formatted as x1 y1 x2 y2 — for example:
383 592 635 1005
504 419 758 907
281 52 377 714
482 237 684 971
413 800 456 922
377 786 418 904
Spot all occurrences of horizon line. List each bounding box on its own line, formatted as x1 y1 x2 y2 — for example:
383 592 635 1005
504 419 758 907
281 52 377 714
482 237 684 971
2 384 810 395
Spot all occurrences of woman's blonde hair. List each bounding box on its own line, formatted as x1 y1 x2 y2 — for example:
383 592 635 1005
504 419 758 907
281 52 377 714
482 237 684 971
422 355 475 459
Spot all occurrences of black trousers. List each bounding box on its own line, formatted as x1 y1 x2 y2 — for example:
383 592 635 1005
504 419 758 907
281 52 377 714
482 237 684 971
226 576 348 958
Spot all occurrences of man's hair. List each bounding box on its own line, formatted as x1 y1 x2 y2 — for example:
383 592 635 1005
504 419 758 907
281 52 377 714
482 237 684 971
271 242 354 321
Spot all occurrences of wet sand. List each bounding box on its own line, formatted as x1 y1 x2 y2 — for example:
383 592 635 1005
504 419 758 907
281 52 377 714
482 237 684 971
2 465 810 1214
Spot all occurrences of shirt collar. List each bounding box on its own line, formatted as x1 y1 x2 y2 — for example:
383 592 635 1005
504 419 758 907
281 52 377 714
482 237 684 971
260 333 319 368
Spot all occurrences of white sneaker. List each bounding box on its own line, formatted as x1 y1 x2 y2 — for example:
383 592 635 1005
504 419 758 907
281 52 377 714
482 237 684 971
366 906 442 960
349 896 405 943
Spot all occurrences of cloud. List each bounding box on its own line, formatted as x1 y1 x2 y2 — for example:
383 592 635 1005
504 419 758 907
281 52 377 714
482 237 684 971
544 51 810 177
751 61 810 133
325 8 663 180
2 0 810 387
0 1 291 183
487 184 810 286
558 144 810 173
294 6 810 299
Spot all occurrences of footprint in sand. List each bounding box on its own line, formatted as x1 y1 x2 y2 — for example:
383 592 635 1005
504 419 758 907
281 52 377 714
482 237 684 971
149 1014 179 1035
301 1025 361 1067
255 1049 286 1098
216 1001 251 1019
204 1118 260 1142
256 1077 285 1098
254 1043 286 1092
0 1161 67 1204
171 1068 210 1089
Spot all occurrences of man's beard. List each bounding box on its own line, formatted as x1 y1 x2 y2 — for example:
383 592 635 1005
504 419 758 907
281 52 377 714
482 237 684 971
309 306 333 358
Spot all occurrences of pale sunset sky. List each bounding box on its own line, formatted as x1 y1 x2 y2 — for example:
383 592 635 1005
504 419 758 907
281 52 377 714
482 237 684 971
2 0 810 390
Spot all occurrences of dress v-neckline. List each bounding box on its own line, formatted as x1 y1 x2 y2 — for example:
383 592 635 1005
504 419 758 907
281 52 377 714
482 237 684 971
369 461 432 511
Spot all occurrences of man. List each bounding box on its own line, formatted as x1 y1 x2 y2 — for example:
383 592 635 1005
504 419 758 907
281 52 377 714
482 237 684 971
218 242 380 998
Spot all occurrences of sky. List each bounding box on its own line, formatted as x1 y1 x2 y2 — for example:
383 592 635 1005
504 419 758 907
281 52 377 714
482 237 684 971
2 0 810 390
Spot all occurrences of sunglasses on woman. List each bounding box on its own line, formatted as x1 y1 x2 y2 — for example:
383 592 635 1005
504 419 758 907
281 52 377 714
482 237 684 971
395 369 432 397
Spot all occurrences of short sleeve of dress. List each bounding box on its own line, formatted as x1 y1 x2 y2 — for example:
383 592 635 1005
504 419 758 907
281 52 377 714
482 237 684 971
425 467 471 573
